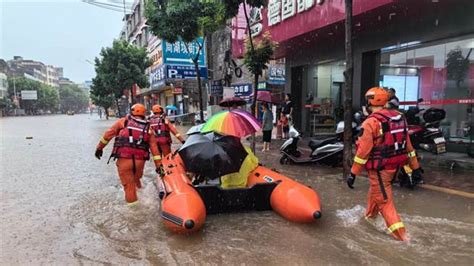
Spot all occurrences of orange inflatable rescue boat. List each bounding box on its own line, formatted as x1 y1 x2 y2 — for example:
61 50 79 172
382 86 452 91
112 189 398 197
158 154 322 234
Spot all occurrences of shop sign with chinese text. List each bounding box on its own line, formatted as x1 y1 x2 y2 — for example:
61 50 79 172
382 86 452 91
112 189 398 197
232 83 253 98
150 64 166 89
166 65 208 80
162 37 206 67
268 0 321 26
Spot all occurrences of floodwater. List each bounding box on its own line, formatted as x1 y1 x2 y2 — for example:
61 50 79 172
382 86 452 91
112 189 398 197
1 114 473 265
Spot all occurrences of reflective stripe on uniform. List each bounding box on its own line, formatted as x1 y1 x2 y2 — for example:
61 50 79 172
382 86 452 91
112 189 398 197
408 151 416 158
354 156 368 165
127 126 146 132
153 155 162 161
175 133 181 137
388 222 405 233
100 137 109 145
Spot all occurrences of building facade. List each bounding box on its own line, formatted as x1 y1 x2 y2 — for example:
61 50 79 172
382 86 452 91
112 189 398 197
7 56 64 87
120 0 209 116
237 0 474 140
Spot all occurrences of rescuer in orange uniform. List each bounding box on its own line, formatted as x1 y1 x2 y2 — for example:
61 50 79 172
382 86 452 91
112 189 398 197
347 87 423 242
149 104 185 168
94 104 162 205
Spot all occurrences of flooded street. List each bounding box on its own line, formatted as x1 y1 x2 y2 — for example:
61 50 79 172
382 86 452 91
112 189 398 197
1 114 473 265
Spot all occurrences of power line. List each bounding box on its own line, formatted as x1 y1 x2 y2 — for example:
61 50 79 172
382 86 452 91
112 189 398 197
82 0 132 13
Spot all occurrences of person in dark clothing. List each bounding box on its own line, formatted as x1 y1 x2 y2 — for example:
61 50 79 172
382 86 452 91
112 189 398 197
282 93 294 117
387 88 400 110
261 103 274 152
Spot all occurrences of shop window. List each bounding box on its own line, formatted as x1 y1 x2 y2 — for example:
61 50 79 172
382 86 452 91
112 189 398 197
380 37 474 140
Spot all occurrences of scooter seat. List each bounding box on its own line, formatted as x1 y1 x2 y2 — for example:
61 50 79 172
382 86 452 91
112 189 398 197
309 137 337 150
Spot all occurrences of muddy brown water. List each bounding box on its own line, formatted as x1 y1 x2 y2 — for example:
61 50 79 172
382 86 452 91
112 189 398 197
1 115 473 265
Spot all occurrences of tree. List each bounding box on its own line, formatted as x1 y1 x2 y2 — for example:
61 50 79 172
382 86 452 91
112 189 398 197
93 40 151 116
0 97 15 116
7 77 59 114
244 33 275 151
90 75 115 120
343 0 354 178
145 0 225 122
58 84 89 113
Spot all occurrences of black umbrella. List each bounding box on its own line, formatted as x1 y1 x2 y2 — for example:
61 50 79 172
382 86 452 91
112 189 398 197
186 124 204 135
219 97 247 108
178 132 248 179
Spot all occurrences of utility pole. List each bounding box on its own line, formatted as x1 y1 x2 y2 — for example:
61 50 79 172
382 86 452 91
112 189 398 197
13 78 19 109
123 0 128 42
343 0 354 178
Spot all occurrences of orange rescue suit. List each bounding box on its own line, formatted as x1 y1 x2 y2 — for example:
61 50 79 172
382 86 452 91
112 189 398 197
351 109 420 241
149 115 185 166
96 116 161 204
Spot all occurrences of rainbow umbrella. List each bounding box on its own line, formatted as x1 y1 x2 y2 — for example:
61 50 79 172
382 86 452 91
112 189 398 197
201 110 261 138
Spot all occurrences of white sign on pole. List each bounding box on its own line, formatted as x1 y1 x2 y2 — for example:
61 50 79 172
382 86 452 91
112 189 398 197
21 90 38 100
223 87 235 98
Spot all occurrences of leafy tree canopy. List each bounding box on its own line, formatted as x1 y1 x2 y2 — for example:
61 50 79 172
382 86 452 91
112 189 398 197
93 40 151 99
244 33 275 75
58 84 89 113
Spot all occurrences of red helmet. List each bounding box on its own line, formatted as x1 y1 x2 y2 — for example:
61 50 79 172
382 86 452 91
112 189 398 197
131 104 146 117
365 87 389 107
152 104 163 114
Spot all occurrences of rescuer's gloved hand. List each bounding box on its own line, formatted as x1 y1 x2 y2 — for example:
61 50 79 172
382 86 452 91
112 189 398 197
181 140 186 144
95 149 103 160
347 173 356 189
412 168 424 185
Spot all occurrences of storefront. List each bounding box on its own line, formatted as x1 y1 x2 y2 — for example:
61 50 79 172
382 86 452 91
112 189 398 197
243 0 474 140
139 37 208 115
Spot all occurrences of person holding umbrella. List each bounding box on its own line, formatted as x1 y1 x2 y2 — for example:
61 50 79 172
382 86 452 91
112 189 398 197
261 103 274 152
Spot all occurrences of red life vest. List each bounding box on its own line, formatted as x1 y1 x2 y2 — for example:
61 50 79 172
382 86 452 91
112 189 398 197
149 115 171 145
365 109 409 170
111 115 150 160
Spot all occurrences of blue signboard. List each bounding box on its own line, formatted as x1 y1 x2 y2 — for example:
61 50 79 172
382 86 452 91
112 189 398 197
268 66 286 85
210 80 224 96
162 37 206 67
166 65 208 80
150 64 166 89
232 83 253 98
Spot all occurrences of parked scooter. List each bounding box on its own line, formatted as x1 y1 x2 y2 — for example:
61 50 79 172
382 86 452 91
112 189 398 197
405 100 447 154
279 121 358 166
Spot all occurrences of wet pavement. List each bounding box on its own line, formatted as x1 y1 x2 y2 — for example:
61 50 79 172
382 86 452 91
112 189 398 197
1 114 473 265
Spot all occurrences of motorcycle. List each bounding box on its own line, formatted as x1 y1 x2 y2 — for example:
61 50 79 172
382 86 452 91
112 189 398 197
279 120 358 166
405 100 447 154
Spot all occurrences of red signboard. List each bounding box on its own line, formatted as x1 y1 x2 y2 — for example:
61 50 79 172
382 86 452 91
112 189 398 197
232 0 394 57
172 87 183 94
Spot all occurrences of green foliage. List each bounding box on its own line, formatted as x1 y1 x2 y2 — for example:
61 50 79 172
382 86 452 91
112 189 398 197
0 97 15 113
92 40 151 100
90 74 115 112
223 0 267 18
58 85 89 113
145 0 225 44
244 33 275 75
7 77 59 114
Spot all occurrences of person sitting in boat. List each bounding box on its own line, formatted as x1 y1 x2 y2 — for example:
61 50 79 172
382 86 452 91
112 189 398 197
220 146 259 189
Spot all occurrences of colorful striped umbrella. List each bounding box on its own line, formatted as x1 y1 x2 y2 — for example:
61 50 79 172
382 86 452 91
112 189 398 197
201 110 261 138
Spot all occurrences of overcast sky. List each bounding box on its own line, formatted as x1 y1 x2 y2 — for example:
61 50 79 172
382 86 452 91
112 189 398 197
1 0 131 83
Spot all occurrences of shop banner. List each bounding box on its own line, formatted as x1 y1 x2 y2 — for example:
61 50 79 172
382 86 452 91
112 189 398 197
150 64 166 89
232 83 253 98
162 37 206 67
166 65 208 80
400 99 474 106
